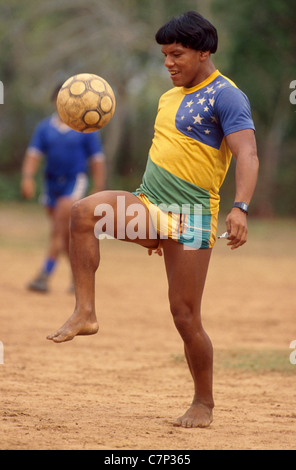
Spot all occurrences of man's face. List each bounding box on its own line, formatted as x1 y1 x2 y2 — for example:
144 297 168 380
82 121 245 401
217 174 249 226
161 42 203 88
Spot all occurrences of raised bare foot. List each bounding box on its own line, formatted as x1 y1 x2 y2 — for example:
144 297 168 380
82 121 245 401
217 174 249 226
174 403 213 428
46 311 99 343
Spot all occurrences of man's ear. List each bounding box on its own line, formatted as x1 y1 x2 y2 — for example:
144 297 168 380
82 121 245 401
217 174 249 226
200 50 211 61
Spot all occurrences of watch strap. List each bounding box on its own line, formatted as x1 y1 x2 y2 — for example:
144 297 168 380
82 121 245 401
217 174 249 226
233 202 249 214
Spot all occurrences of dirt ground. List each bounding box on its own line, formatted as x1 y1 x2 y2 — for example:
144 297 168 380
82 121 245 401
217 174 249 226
0 203 295 450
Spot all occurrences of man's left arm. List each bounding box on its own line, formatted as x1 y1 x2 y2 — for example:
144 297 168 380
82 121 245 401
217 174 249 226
225 129 259 250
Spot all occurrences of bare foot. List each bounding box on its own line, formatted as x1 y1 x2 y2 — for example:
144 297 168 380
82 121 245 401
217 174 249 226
174 403 213 428
46 311 99 343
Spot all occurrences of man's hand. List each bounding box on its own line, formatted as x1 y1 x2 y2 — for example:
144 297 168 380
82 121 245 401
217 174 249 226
21 176 36 199
21 150 41 199
225 207 248 250
148 247 163 256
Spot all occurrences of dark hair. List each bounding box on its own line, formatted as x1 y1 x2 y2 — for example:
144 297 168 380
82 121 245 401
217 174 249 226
155 11 218 54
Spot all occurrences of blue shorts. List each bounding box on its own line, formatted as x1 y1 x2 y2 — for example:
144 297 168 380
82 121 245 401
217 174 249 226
41 173 88 208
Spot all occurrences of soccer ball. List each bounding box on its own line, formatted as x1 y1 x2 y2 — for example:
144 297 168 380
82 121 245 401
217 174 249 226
56 73 116 133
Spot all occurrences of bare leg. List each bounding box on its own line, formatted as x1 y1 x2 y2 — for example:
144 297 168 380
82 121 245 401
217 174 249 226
46 198 99 342
162 238 214 428
40 198 73 271
28 198 75 293
53 197 79 292
47 191 158 343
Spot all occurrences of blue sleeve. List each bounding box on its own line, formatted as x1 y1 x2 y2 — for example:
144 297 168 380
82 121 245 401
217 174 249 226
84 132 104 158
215 86 255 136
28 120 47 153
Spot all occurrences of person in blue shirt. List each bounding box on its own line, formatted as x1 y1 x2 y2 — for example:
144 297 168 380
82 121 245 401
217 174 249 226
21 84 106 293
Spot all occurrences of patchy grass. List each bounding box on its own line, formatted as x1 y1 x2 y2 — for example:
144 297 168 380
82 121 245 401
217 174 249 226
216 349 296 374
172 349 296 375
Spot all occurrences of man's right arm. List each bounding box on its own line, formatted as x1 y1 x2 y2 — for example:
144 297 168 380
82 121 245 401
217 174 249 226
21 148 42 199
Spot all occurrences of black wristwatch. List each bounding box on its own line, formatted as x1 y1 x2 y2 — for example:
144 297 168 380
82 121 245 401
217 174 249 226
233 202 249 215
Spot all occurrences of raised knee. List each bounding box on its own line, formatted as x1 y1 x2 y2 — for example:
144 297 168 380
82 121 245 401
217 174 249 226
70 200 91 233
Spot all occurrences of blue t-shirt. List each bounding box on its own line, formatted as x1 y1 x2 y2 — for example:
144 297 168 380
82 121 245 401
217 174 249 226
29 115 104 178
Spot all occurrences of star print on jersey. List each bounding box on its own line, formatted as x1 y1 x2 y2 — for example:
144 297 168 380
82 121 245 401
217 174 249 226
175 77 228 149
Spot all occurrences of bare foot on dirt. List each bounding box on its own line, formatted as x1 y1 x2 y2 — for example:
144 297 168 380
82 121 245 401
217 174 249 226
47 311 99 343
174 403 213 428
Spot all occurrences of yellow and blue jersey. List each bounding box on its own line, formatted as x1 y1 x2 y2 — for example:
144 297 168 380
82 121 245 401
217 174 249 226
138 70 255 216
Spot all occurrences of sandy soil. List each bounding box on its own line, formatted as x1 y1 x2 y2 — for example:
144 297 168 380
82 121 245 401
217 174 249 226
0 204 295 450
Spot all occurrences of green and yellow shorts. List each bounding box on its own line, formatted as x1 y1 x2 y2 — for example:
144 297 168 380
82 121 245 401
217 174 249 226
133 192 218 250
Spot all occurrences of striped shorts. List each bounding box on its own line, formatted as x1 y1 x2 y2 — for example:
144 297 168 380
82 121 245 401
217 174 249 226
133 192 218 249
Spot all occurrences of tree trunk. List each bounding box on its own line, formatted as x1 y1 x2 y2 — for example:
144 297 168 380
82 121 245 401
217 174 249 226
254 83 289 217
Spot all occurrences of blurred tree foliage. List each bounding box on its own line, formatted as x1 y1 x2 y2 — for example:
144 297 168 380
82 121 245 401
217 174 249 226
0 0 295 215
212 0 296 216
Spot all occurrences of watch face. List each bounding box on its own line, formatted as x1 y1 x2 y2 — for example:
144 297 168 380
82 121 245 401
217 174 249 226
234 202 248 213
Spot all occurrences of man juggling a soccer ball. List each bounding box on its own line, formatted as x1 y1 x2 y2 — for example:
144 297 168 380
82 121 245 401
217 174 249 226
47 11 259 428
